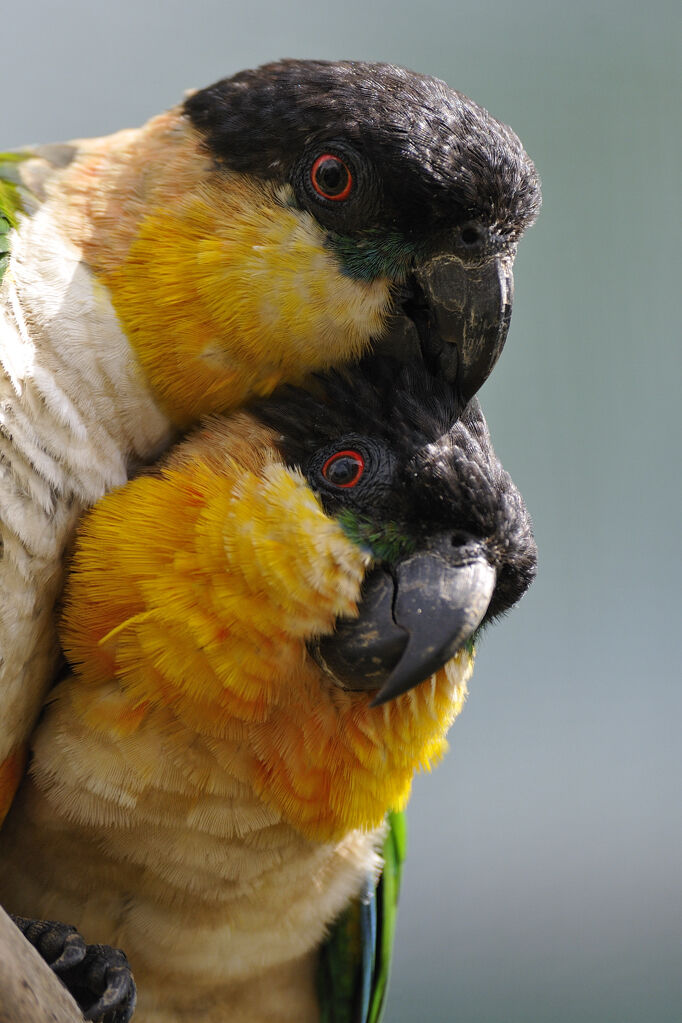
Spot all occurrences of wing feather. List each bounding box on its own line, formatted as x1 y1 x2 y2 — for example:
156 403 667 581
317 810 407 1023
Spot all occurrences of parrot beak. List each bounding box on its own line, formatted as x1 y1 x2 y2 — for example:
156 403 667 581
376 249 515 404
310 536 496 706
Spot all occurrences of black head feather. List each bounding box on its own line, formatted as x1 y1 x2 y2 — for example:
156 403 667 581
253 355 536 622
184 60 540 252
253 356 462 461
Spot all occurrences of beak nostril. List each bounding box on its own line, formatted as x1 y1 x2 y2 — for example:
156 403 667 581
460 224 481 246
450 531 469 547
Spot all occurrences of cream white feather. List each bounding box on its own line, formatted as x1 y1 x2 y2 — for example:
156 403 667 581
0 207 171 769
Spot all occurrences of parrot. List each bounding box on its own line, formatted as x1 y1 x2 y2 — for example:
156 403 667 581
0 58 541 825
0 355 537 1022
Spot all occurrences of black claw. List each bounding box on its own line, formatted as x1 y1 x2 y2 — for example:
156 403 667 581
52 929 91 973
77 944 137 1023
10 914 136 1023
10 914 87 971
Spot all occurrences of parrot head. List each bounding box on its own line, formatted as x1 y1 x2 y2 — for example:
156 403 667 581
185 60 541 406
256 356 537 706
75 60 540 423
62 357 536 841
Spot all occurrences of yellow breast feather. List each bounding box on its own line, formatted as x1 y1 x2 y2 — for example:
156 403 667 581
61 413 471 842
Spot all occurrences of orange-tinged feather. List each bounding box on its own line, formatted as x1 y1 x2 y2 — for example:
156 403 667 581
0 747 28 826
40 111 395 426
61 413 471 842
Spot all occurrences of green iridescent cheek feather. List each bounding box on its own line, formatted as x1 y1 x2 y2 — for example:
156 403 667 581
337 510 416 564
327 229 419 282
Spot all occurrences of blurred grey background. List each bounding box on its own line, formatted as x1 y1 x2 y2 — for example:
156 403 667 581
4 1 680 1020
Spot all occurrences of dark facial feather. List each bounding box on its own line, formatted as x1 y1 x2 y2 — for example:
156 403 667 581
185 60 541 249
252 356 536 622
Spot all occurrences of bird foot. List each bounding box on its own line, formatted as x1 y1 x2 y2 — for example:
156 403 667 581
10 914 136 1022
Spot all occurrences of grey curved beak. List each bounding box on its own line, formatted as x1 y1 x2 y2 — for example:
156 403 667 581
377 251 515 404
310 538 496 706
371 551 496 706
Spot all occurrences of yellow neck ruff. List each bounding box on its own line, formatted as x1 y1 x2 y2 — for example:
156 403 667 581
55 112 392 426
62 415 471 842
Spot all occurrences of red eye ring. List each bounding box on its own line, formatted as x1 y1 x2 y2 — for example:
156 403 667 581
322 450 365 488
311 154 353 201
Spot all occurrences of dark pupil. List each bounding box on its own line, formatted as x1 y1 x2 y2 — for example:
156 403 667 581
327 456 359 485
317 159 347 195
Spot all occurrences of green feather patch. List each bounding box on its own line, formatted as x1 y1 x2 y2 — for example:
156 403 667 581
327 229 418 282
0 154 30 281
0 209 14 280
337 511 416 565
367 810 406 1023
316 811 407 1023
0 153 31 220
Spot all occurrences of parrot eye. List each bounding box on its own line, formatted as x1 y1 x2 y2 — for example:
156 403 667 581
311 154 353 201
321 450 365 487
